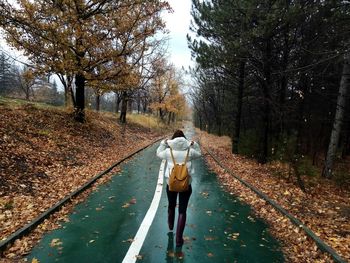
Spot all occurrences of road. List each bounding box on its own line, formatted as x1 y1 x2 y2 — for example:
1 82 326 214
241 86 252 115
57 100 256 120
29 128 284 263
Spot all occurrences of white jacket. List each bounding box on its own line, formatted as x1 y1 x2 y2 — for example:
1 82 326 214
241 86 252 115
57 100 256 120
156 137 202 184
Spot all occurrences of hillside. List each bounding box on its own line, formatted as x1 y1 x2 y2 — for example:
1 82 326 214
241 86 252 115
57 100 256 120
0 99 165 258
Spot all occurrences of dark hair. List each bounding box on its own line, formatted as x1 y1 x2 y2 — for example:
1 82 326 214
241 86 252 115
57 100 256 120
171 130 186 139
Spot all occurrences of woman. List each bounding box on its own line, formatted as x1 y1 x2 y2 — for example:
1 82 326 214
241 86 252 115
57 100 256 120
156 130 201 247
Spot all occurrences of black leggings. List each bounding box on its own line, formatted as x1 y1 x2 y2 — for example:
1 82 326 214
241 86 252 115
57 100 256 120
166 184 192 214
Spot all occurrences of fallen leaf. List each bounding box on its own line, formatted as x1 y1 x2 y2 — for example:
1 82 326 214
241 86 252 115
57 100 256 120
50 238 63 247
122 203 130 208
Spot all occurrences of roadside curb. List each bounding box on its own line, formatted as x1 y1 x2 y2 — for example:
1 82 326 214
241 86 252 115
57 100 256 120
0 137 164 254
204 146 346 263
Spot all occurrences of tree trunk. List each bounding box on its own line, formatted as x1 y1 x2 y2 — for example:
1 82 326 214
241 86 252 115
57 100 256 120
127 98 132 113
70 85 76 108
24 85 30 100
159 108 164 121
142 100 148 113
74 73 85 122
167 112 171 125
259 39 272 164
322 53 350 178
232 61 245 154
137 100 141 114
115 94 121 113
96 93 100 111
119 91 128 123
64 87 70 107
342 119 350 158
216 113 222 136
291 74 308 192
278 23 290 138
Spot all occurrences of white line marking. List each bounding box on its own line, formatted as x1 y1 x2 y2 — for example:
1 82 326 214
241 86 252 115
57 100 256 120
122 160 165 263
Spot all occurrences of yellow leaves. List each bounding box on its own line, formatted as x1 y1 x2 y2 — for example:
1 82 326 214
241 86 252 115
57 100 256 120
122 203 130 208
31 258 40 263
228 232 240 241
122 198 137 208
3 0 168 94
50 238 63 247
22 68 35 82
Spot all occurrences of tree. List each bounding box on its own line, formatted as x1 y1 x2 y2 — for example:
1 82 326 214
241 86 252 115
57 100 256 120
322 51 350 178
188 0 350 183
16 66 35 100
0 0 170 122
0 51 16 95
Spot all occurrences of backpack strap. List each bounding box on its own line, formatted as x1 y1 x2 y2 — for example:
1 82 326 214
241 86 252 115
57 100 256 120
183 147 190 164
169 146 191 165
169 146 176 165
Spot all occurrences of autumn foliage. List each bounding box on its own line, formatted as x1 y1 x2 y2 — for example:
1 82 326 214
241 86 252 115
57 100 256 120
149 62 188 123
0 101 164 259
0 0 171 121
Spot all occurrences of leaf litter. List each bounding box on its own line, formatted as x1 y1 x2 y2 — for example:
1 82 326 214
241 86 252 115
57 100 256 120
199 130 350 262
0 105 164 260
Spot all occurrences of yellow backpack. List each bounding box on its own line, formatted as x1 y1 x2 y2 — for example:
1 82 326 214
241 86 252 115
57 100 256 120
168 147 191 192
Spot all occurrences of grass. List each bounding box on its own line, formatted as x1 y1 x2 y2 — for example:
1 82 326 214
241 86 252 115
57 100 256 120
0 96 61 110
1 96 177 132
127 113 175 132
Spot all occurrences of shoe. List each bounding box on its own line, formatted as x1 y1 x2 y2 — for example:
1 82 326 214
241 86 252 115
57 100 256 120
176 213 186 247
168 208 175 231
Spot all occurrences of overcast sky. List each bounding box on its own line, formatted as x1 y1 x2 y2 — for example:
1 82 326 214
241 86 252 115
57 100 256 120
0 0 194 71
165 0 194 70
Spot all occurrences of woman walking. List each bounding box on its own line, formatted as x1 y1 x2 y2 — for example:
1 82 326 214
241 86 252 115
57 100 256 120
156 130 201 247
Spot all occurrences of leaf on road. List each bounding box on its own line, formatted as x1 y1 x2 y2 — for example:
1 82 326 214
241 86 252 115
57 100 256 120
50 238 62 247
122 238 134 243
129 198 137 205
122 203 130 208
228 233 240 240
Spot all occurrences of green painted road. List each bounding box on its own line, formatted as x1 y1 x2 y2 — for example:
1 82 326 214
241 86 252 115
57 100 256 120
28 128 284 263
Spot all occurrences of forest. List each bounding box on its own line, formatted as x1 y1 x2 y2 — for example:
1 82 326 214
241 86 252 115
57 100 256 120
188 0 350 182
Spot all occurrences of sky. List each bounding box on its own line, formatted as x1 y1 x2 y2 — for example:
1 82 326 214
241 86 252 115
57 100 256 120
165 0 194 70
